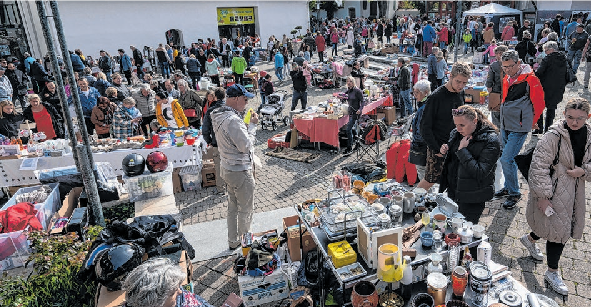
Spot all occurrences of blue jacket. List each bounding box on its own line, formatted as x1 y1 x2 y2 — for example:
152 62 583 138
120 54 132 72
24 56 36 74
274 53 284 68
186 58 201 73
70 54 85 71
427 54 437 74
423 25 437 42
70 87 101 117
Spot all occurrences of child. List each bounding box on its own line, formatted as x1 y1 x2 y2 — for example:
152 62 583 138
257 74 274 113
435 51 448 88
302 61 312 86
258 71 268 104
482 39 498 64
463 29 473 54
122 97 142 132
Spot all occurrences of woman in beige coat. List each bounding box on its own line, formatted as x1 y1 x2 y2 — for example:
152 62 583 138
521 98 591 295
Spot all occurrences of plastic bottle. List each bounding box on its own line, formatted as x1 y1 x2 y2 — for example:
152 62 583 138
400 256 413 301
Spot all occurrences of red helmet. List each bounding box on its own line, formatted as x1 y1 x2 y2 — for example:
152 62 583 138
146 151 168 173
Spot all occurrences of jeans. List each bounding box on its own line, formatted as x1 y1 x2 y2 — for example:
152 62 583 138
386 36 391 44
220 168 255 245
400 88 412 117
491 111 501 133
159 62 170 79
439 41 446 49
104 71 112 83
291 90 307 111
318 51 324 63
136 64 144 80
332 42 338 56
275 66 284 82
346 113 359 149
530 232 566 270
584 61 591 87
188 72 201 90
500 130 528 196
567 49 583 74
483 44 490 63
463 42 470 54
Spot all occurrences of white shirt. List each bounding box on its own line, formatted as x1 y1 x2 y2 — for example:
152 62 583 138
160 101 177 128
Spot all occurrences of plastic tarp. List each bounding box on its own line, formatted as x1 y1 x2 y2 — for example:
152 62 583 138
463 3 523 17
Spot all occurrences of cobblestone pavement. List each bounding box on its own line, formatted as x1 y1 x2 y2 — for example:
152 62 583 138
181 48 591 306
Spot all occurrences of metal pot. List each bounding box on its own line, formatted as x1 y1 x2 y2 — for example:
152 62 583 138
351 281 379 307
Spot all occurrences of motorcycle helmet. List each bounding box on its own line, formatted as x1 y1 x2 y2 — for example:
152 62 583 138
122 153 146 177
146 151 168 173
95 243 144 291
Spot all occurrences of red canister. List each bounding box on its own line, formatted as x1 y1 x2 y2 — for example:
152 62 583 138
452 266 468 297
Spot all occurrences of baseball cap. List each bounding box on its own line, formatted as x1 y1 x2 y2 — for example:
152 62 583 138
227 84 254 99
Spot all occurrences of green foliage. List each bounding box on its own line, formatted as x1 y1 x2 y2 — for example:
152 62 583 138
0 226 103 307
103 202 134 224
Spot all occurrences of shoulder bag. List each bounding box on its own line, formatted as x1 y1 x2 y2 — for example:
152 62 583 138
515 132 561 183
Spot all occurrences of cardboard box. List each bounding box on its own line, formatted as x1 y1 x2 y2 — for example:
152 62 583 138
172 167 183 193
49 187 83 235
383 107 396 125
238 266 289 306
201 159 216 187
282 215 316 262
202 147 214 161
464 88 481 104
221 293 245 307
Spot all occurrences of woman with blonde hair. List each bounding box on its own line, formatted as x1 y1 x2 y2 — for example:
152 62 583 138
439 105 501 224
0 100 23 138
94 71 111 96
521 98 591 296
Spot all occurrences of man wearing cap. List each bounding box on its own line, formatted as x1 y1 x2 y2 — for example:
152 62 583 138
567 23 589 74
211 84 258 250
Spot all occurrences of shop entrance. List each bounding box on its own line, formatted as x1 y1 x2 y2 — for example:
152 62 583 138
218 24 256 40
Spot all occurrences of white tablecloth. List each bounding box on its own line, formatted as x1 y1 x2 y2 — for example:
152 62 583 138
0 137 206 188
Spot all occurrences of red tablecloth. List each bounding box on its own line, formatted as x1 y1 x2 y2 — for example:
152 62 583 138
293 115 349 148
362 95 393 115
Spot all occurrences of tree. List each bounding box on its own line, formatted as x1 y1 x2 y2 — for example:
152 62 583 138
398 1 426 14
321 1 339 20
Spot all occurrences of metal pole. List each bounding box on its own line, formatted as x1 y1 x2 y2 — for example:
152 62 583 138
49 0 95 166
454 1 463 63
37 1 104 226
35 1 79 169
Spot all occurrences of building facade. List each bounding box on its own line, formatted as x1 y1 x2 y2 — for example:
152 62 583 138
17 1 309 59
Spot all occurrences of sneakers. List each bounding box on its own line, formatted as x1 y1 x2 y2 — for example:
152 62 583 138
502 195 521 209
494 188 510 198
544 270 569 295
520 234 543 261
342 147 354 156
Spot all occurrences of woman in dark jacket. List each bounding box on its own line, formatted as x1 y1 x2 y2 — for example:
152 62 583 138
534 40 567 133
0 100 23 138
439 105 501 225
515 31 537 64
186 54 201 90
22 94 65 139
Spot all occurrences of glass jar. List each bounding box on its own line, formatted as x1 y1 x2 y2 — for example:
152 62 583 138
432 230 443 252
389 205 403 227
452 266 468 297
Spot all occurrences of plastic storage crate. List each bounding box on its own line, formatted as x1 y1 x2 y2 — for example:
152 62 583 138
123 163 174 202
0 183 60 271
179 165 202 191
1 183 60 230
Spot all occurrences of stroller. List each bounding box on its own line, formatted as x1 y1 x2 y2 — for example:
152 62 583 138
259 90 290 130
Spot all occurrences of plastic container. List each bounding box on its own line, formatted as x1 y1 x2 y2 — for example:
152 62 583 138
123 163 173 202
327 240 357 268
179 164 203 191
1 183 60 230
0 230 30 271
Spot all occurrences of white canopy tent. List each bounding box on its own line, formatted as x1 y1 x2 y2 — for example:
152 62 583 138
462 3 523 23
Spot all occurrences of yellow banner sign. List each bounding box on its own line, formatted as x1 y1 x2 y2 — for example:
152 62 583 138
217 7 255 25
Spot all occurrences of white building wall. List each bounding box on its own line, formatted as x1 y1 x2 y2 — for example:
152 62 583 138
37 1 309 58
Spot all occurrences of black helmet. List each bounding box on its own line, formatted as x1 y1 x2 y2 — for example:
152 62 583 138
122 153 145 177
95 243 144 291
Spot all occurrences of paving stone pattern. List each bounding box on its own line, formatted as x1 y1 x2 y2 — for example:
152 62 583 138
181 49 591 306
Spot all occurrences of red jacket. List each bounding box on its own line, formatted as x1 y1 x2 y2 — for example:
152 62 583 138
437 27 449 43
315 35 326 52
501 65 545 129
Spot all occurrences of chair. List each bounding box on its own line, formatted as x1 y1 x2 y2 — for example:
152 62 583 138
353 119 387 163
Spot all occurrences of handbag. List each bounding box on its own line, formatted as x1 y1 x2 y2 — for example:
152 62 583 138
184 109 196 117
488 93 502 111
515 133 561 182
